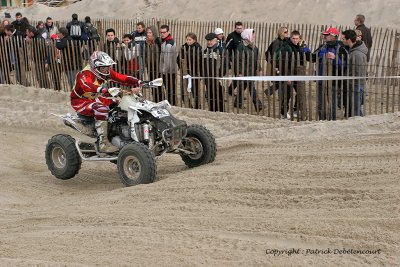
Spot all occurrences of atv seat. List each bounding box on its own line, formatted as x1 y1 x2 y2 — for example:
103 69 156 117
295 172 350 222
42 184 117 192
77 113 95 125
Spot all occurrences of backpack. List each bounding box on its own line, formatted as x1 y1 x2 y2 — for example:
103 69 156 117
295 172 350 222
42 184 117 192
70 23 82 38
84 23 100 41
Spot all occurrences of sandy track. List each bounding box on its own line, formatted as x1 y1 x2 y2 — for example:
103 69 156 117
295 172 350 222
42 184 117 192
0 85 399 266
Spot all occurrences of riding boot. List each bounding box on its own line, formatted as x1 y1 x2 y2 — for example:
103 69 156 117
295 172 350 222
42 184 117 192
95 120 118 153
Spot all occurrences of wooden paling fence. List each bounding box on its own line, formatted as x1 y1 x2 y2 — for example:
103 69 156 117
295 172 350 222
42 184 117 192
0 19 399 120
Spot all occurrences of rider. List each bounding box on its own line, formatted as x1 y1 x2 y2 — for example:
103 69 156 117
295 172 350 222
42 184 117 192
71 51 141 153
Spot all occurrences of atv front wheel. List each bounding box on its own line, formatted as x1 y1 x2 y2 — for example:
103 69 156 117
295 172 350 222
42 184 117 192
45 134 82 180
117 143 157 186
180 124 216 168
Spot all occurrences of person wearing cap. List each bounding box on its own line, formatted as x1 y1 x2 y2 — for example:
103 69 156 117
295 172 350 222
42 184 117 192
341 29 367 117
311 27 348 120
214 27 226 49
354 14 372 62
202 32 227 112
234 29 263 112
56 27 82 89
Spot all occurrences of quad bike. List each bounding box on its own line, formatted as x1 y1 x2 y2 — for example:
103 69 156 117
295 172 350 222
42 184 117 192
45 78 216 186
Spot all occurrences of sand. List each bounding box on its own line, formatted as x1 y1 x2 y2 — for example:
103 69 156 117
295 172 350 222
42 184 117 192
2 0 400 28
0 0 400 265
0 84 399 266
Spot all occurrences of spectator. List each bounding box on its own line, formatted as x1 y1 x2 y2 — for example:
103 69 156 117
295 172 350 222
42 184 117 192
55 27 82 89
131 22 146 79
0 23 14 84
83 16 100 58
83 16 100 42
11 12 28 37
120 33 139 77
312 27 348 120
234 29 263 112
36 21 45 38
202 32 226 112
177 32 203 109
341 29 367 117
66 13 84 41
143 26 162 102
354 14 372 62
0 19 10 37
26 26 50 88
225 21 243 96
43 17 58 42
103 28 120 60
4 24 26 85
159 24 177 105
47 33 63 91
277 30 308 119
131 21 146 46
214 27 226 49
264 26 289 96
265 26 289 62
4 24 20 39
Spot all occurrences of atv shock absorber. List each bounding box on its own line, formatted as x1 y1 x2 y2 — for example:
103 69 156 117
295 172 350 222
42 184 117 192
143 121 151 144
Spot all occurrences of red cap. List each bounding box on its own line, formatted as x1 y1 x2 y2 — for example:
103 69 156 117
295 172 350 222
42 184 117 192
50 34 58 40
322 27 339 36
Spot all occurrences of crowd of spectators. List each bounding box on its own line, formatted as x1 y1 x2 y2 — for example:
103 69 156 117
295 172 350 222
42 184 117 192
0 12 373 120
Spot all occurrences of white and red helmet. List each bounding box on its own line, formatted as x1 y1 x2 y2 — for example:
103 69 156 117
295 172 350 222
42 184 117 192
89 51 116 79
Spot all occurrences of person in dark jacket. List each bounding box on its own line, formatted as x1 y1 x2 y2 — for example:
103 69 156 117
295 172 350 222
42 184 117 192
214 28 226 49
177 32 203 108
55 27 82 89
66 13 84 41
354 14 373 62
103 28 120 61
131 22 146 79
225 21 243 96
202 32 227 112
264 26 289 96
11 12 28 38
277 30 307 119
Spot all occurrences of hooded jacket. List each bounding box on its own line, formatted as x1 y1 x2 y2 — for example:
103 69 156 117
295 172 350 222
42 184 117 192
349 40 368 87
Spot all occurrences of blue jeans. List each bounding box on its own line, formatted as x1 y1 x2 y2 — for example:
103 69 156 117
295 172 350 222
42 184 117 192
353 85 365 117
318 84 337 120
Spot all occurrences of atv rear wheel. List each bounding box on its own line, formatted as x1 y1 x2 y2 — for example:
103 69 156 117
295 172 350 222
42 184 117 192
45 134 82 180
117 143 157 186
180 124 216 168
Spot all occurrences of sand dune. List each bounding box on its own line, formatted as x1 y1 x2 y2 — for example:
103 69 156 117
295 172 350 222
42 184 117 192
0 84 399 266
